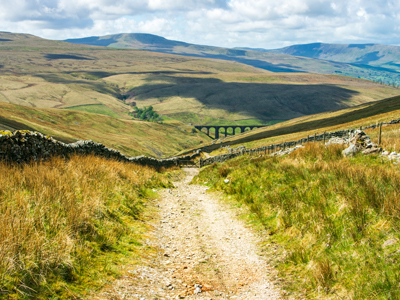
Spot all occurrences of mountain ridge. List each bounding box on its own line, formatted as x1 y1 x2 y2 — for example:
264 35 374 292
65 33 400 85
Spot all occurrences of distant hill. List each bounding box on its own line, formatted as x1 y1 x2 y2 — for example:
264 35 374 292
266 43 400 66
240 43 400 85
65 34 400 85
66 33 190 49
0 31 398 133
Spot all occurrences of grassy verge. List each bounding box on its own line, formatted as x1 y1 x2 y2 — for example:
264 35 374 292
193 143 400 299
0 155 175 299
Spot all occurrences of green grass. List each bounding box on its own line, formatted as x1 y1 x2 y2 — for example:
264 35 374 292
194 143 400 299
66 104 121 118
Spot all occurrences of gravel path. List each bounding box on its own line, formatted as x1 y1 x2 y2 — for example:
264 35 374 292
93 168 282 300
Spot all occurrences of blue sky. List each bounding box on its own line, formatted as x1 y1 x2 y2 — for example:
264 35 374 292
0 0 399 49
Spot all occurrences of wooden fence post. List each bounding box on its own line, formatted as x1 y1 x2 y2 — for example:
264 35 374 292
199 158 203 168
323 132 326 144
314 133 317 143
378 122 382 145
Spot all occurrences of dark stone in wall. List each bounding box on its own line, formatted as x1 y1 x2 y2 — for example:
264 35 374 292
0 130 200 167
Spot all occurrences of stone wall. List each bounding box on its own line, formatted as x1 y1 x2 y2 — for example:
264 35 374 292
2 117 399 168
0 130 200 167
199 118 400 167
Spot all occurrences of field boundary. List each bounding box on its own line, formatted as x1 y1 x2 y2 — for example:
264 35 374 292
0 130 200 167
199 117 400 167
2 116 399 168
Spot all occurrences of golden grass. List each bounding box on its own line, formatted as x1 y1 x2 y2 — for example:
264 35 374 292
0 155 173 298
0 102 211 157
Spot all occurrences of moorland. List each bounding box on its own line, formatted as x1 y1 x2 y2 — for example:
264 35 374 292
67 33 400 86
1 32 400 144
1 31 400 299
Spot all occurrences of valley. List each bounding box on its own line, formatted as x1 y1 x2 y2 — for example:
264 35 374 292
2 30 400 300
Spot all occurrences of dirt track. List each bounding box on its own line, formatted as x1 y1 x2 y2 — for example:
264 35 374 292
93 168 282 299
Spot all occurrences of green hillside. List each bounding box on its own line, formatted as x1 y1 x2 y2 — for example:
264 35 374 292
0 103 211 158
180 94 400 154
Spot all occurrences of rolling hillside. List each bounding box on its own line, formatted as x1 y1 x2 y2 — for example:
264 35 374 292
0 103 211 158
179 94 400 154
241 43 400 85
267 43 400 68
1 32 399 131
65 33 400 85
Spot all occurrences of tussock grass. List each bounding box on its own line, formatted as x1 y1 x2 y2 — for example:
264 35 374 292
194 143 400 299
0 155 173 298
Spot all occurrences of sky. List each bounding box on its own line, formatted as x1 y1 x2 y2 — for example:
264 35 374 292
0 0 399 49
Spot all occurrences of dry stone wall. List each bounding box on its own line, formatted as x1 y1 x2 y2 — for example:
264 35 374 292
0 130 200 167
199 117 400 167
2 117 399 168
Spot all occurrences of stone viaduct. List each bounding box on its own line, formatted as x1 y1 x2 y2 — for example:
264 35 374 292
194 125 266 139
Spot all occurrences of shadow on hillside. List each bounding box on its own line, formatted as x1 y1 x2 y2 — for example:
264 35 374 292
35 71 217 100
197 95 400 152
65 70 214 79
151 50 305 73
131 75 360 121
44 54 95 60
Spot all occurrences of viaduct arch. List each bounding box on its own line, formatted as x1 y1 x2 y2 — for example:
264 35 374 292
194 125 266 139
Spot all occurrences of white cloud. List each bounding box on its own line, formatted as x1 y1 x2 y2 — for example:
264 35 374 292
1 0 400 47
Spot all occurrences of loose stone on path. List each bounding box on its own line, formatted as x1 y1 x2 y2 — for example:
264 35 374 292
91 168 282 300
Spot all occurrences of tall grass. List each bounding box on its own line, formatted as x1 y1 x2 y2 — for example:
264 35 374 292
194 143 400 299
0 155 173 298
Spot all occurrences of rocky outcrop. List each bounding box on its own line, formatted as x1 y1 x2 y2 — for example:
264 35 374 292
380 151 400 164
342 130 382 157
0 130 200 167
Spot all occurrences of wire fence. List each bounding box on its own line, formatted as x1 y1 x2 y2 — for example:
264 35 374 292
198 118 400 168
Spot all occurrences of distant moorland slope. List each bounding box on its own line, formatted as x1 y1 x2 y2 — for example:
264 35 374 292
65 33 400 85
0 102 210 157
1 32 399 140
